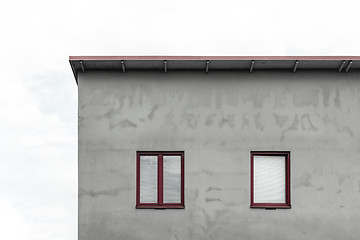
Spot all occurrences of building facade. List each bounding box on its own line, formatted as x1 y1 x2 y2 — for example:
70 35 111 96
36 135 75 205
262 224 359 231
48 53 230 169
70 56 360 240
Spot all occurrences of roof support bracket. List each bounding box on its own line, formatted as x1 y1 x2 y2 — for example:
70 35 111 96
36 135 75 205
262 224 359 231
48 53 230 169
338 60 346 72
164 60 167 73
121 60 126 72
293 60 299 73
206 60 209 74
345 60 352 72
80 61 85 72
250 60 255 73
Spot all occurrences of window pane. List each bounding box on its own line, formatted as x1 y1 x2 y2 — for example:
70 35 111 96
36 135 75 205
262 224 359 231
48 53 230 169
254 155 285 203
163 156 181 203
140 156 158 203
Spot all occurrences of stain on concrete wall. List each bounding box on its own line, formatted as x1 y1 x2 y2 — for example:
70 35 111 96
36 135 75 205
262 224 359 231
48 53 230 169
78 71 360 240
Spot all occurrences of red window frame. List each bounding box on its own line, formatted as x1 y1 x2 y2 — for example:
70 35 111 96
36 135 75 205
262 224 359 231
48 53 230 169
136 151 185 209
250 151 291 209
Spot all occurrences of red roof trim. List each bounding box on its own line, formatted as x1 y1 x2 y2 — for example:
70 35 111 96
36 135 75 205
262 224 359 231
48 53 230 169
69 56 360 61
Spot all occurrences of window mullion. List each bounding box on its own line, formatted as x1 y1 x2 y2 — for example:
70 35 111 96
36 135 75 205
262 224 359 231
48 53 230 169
158 154 163 205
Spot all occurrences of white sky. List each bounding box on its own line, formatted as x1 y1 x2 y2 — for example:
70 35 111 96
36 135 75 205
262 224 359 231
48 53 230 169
1 0 360 239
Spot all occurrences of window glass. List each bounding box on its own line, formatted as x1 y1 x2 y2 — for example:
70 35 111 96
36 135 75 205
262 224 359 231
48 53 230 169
253 155 285 203
163 156 181 203
140 156 158 203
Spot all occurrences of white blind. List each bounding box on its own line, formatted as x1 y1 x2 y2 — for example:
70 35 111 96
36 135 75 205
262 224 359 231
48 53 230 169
163 156 181 203
254 155 286 203
140 156 158 203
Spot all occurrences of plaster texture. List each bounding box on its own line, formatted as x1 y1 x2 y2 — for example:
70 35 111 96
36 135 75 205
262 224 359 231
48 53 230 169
78 70 360 240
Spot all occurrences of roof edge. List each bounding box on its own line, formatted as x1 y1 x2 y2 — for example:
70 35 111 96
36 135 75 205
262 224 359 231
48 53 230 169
69 56 360 61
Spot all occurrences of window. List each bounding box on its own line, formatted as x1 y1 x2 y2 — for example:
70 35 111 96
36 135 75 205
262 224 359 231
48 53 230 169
136 151 184 208
250 151 291 208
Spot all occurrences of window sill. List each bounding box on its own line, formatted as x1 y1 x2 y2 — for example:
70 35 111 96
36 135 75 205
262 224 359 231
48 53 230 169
250 203 291 209
136 204 185 209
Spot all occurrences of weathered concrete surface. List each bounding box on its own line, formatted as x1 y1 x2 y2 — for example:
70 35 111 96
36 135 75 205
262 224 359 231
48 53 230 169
78 71 360 240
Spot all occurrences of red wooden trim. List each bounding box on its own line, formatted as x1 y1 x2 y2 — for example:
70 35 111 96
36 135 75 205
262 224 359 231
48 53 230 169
136 204 185 209
136 153 140 206
70 56 360 61
181 152 185 207
250 153 254 206
250 151 291 209
138 151 183 155
251 203 291 209
136 151 184 209
158 154 163 206
286 152 291 207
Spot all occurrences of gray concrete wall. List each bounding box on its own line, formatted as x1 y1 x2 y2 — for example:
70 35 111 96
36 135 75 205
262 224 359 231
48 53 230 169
78 70 360 240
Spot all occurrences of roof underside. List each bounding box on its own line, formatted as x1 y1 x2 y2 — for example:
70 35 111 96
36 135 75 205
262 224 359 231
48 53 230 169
69 56 360 84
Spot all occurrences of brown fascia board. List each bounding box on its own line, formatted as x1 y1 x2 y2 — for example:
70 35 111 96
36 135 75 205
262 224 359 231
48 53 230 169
69 56 360 61
69 56 360 85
